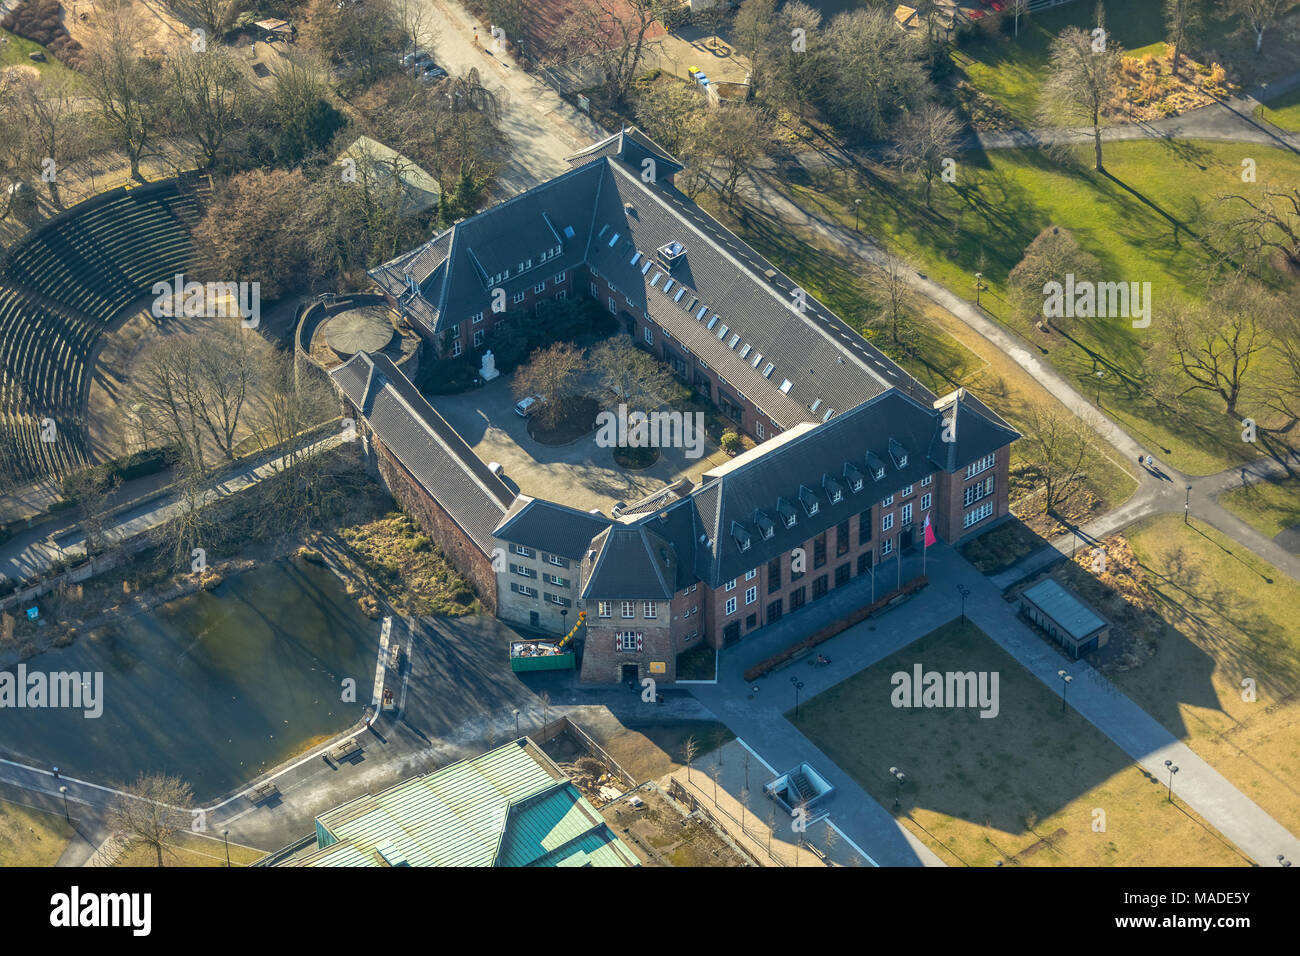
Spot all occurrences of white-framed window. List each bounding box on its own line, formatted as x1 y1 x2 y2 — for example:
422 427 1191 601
745 569 757 581
513 544 535 558
745 586 757 605
965 453 996 480
598 601 612 618
882 495 894 507
618 631 641 651
554 290 567 301
512 290 526 304
609 297 617 314
756 422 765 440
964 475 995 507
881 539 894 557
644 327 654 346
473 329 485 346
545 573 569 588
450 339 462 357
534 282 546 294
510 564 535 578
686 583 698 594
725 597 737 615
516 584 537 597
921 475 933 487
882 513 894 532
591 281 599 297
554 271 566 283
725 578 736 591
901 502 912 524
471 311 484 324
921 493 932 511
643 601 657 618
621 601 635 618
901 484 914 498
964 501 994 528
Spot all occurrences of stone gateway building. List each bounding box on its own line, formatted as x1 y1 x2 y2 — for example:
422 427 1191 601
326 128 1018 684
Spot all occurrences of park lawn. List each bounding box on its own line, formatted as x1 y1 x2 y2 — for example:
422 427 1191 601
792 140 1300 474
0 798 75 866
1219 476 1300 539
0 29 78 83
1258 87 1300 132
1113 513 1300 839
704 198 1138 527
114 830 264 867
790 618 1247 866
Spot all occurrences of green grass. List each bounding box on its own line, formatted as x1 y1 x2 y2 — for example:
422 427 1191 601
1114 513 1300 839
0 28 77 83
1219 476 1300 540
1257 87 1300 133
114 830 265 867
791 618 1247 866
0 798 75 866
795 140 1300 474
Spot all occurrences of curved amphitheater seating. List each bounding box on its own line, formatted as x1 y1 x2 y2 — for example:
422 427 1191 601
0 174 211 485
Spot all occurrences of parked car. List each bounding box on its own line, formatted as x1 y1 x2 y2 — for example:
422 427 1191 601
514 395 543 417
419 64 447 82
402 50 432 67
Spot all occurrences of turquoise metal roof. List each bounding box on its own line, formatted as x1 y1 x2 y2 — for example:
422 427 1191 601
1022 578 1107 641
300 739 637 867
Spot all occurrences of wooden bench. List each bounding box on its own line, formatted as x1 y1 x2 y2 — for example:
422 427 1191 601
248 782 279 803
330 739 361 762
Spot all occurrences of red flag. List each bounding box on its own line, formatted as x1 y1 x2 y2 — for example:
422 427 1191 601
923 513 937 547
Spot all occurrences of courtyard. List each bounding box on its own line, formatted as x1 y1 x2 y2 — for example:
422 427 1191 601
429 371 730 516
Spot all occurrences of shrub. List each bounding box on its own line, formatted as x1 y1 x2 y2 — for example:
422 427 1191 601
720 430 742 456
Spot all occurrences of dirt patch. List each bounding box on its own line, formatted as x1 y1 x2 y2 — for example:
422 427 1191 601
527 395 599 445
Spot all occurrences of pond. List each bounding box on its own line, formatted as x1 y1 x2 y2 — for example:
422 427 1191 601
0 557 379 802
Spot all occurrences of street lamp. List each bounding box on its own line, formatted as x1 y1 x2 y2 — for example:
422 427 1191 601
1094 369 1106 406
223 829 231 867
791 676 805 718
854 198 862 232
513 708 520 736
957 584 971 623
1164 759 1180 801
974 271 983 308
1184 484 1192 524
1058 669 1073 713
889 766 906 808
59 785 69 822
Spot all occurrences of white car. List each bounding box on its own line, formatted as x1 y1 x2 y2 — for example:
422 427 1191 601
514 395 542 417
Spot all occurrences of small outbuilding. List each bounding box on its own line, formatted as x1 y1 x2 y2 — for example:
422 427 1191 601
1019 578 1110 658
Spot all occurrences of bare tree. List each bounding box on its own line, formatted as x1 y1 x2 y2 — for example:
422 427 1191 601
732 0 776 99
1020 404 1100 515
591 334 680 409
551 0 679 104
10 72 86 208
682 734 698 783
1037 26 1123 172
167 45 249 169
708 103 769 207
1218 0 1288 54
511 342 587 432
819 7 927 141
1169 282 1270 417
1218 186 1300 271
633 81 706 158
163 0 247 38
872 253 916 349
1007 0 1030 38
82 0 165 181
1007 225 1100 327
890 102 962 208
109 774 195 867
1164 0 1202 76
63 469 121 558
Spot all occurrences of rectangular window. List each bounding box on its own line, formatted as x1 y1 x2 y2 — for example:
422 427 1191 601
643 601 657 618
745 568 757 581
621 601 635 619
883 495 894 507
516 584 536 597
901 484 914 498
756 422 765 440
591 281 599 297
882 538 894 557
745 613 757 630
725 597 737 616
473 329 485 346
644 327 654 346
512 544 534 558
598 601 612 618
857 553 872 575
725 579 736 591
921 493 932 511
882 512 894 532
789 586 806 611
964 501 994 528
921 475 933 487
767 558 782 594
608 297 617 314
471 311 484 324
450 339 462 357
836 520 850 557
512 290 526 304
902 502 912 525
545 573 569 588
963 475 995 508
554 271 566 283
745 586 757 605
509 564 535 578
534 282 546 294
835 563 851 587
619 632 639 651
812 575 828 600
813 533 827 569
859 509 873 546
965 453 996 480
548 554 569 568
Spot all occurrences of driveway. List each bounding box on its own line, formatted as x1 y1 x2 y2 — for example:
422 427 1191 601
430 374 729 515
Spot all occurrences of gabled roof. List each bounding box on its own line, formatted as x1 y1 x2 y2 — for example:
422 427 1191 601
565 126 685 179
330 352 514 555
493 495 611 559
580 523 677 600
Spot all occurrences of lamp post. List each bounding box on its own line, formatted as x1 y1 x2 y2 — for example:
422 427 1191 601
854 198 862 232
1058 669 1072 713
59 785 69 822
957 584 970 623
790 676 804 718
889 766 905 808
1094 368 1105 406
974 271 983 308
1164 759 1179 801
1184 484 1192 524
223 829 231 867
513 708 520 736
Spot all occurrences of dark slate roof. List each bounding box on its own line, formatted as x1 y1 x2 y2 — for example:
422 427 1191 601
565 127 684 180
330 352 515 555
493 495 611 559
579 524 677 601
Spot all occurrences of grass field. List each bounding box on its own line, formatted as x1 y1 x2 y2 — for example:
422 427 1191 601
1113 514 1300 839
0 29 78 83
790 618 1248 866
0 798 75 866
1258 87 1300 132
788 139 1300 474
1219 476 1300 539
114 830 265 867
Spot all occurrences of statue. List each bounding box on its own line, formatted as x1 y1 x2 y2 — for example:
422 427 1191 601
480 349 500 381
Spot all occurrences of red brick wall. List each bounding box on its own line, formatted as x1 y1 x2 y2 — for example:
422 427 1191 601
581 601 676 683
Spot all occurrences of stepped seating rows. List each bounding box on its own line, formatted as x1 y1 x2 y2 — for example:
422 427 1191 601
0 177 210 484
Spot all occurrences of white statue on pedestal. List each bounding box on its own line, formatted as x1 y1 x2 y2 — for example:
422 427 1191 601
480 349 500 381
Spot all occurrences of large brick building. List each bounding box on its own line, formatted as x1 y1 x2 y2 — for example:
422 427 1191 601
331 128 1018 684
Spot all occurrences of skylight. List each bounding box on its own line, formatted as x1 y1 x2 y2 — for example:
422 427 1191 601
706 315 719 330
762 363 775 378
563 225 575 238
696 305 708 320
751 352 763 368
630 251 642 265
608 232 620 247
739 344 752 359
728 334 741 348
716 324 729 340
674 288 687 302
662 279 674 293
641 260 652 275
650 273 662 288
779 379 792 393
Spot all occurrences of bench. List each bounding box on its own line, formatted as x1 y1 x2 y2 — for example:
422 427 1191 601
330 739 361 762
248 782 279 803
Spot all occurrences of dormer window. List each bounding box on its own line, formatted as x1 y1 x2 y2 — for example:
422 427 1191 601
777 497 797 528
823 475 843 504
889 438 908 469
731 521 751 553
867 452 886 481
798 485 819 517
754 510 775 540
844 463 863 492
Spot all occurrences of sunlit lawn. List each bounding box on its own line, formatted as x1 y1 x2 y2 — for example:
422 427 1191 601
114 830 265 867
1219 476 1300 539
0 798 75 866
